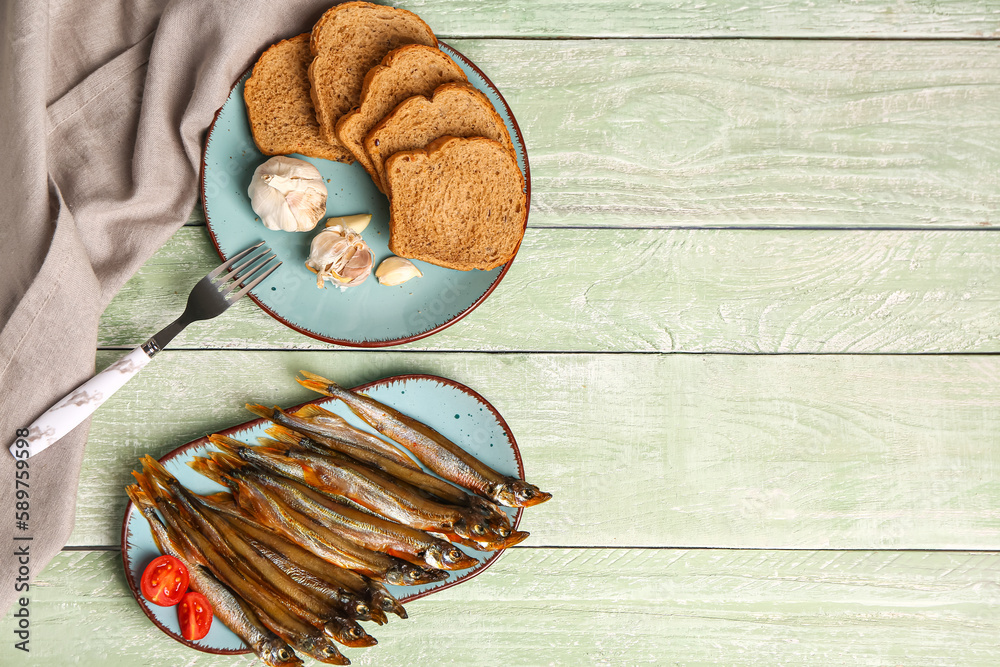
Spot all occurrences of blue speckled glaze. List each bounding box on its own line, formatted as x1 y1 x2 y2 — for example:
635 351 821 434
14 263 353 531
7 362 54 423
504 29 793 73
122 375 523 654
201 43 529 346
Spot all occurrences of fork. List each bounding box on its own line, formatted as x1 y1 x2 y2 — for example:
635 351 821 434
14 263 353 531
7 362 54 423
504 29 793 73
9 242 281 459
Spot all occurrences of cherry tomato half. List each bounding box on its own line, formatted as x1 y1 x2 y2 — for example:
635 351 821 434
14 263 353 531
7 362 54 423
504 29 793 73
140 555 189 606
177 591 213 641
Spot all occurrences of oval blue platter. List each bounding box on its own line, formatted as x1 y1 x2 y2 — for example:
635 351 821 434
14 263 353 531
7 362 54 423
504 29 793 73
200 43 530 347
121 374 525 656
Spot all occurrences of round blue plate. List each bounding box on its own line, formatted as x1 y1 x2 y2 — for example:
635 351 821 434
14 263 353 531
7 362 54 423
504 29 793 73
121 374 525 655
200 43 530 347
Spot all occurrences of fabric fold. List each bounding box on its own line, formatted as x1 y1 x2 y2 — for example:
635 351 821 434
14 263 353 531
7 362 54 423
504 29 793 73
0 0 334 617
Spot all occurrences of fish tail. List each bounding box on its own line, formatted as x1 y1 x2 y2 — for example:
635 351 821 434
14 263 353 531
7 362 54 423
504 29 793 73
140 455 179 490
249 443 295 460
264 425 303 448
296 371 340 397
244 403 275 422
208 450 245 474
292 403 335 420
195 491 240 514
131 469 164 505
187 456 228 486
125 483 155 514
207 433 247 454
298 370 336 384
126 481 175 557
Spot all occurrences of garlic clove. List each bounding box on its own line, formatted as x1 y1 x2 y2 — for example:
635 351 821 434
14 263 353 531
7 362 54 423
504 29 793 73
376 256 423 287
305 224 373 290
326 214 372 234
248 156 328 232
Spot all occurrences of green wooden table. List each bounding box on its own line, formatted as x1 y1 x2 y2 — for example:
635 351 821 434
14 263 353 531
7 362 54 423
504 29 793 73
6 2 1000 664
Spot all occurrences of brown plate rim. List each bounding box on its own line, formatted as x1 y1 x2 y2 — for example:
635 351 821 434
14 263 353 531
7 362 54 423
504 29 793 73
198 40 531 348
120 373 526 655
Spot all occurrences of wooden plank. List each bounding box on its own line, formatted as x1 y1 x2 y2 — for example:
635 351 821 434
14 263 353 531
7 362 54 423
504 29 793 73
5 549 999 665
98 226 1000 353
390 0 1000 38
71 351 1000 549
189 40 1000 229
458 39 1000 229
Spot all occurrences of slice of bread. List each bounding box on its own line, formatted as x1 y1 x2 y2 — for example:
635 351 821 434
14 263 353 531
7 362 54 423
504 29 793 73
386 136 527 271
335 45 468 185
366 82 516 194
243 34 353 162
308 2 436 148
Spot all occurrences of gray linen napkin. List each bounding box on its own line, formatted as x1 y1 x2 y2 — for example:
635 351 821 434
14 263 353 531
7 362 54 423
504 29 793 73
0 0 334 616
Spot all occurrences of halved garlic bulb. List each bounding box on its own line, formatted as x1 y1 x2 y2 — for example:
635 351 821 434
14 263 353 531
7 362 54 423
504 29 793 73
248 156 328 232
326 214 371 234
376 256 423 287
305 225 373 289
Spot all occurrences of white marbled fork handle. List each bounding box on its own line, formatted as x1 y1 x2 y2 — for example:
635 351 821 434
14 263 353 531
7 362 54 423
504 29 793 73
10 345 156 459
8 240 281 460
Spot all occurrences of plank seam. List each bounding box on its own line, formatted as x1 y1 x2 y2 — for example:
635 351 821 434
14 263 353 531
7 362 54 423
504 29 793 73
94 348 1000 356
437 36 1000 42
183 222 1000 232
64 545 1000 553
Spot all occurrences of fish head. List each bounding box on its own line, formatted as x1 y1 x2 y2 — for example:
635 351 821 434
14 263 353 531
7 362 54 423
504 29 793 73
482 530 531 550
451 515 492 542
371 592 407 619
298 634 349 665
350 599 372 621
384 563 449 586
258 639 302 667
323 620 377 648
494 479 552 508
485 516 511 538
467 498 513 536
423 543 480 570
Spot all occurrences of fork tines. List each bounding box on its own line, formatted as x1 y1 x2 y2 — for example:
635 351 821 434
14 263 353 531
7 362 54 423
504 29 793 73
212 242 282 301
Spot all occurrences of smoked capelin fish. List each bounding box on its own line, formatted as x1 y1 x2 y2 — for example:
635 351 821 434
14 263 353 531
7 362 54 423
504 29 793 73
142 458 352 629
126 374 551 664
259 408 515 534
296 371 552 508
246 403 421 471
126 482 303 667
187 491 377 623
164 476 377 648
210 434 525 550
223 458 477 571
132 470 349 665
198 447 449 587
191 488 404 621
254 433 520 548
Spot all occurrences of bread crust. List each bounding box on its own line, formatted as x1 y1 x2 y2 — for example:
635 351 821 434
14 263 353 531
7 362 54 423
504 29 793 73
386 136 527 271
244 33 353 162
366 81 516 193
307 2 437 147
334 44 467 185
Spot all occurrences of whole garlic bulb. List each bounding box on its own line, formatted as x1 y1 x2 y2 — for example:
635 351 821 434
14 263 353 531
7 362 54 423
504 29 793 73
305 224 373 289
248 156 328 232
